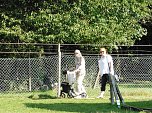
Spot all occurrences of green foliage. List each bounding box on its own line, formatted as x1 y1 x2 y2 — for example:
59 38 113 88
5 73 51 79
0 0 151 52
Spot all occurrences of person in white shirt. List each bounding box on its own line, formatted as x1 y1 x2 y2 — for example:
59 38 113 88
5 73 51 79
74 49 86 96
97 47 114 98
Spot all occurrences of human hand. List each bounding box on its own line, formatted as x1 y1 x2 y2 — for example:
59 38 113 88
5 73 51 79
74 69 80 74
110 71 113 75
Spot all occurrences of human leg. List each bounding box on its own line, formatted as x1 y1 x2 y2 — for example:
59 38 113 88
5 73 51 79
74 74 88 99
76 74 86 94
97 74 108 98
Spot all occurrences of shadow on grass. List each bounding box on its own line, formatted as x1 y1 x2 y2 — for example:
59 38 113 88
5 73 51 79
25 99 152 113
25 102 120 113
28 94 57 100
123 100 152 112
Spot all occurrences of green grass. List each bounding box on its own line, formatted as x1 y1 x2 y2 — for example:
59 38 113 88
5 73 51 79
0 87 151 113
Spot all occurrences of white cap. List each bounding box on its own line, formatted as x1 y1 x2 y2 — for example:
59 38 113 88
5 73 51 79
74 49 82 57
74 49 81 54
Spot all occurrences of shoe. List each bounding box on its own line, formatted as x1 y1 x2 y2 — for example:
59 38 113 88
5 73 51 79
74 95 82 99
74 92 80 96
80 93 88 98
96 91 105 98
96 95 103 98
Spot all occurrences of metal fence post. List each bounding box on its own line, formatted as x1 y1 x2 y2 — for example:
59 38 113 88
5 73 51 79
28 53 32 92
57 44 61 97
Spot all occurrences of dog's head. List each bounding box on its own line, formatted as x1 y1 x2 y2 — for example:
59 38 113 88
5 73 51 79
62 70 67 75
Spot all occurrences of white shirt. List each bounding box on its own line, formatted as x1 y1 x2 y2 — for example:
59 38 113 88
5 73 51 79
75 56 86 75
98 54 114 76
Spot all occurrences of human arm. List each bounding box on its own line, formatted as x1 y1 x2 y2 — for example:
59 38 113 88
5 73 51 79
108 55 114 75
74 57 85 73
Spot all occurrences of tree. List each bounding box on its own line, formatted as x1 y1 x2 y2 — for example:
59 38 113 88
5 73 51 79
0 0 151 55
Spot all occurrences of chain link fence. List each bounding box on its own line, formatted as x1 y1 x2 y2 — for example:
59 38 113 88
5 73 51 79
0 56 59 92
0 43 152 100
0 54 152 94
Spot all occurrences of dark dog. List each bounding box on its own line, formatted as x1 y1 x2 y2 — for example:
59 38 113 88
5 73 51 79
60 82 76 98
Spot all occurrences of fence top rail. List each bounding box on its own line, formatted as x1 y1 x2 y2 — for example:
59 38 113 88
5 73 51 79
0 43 152 47
63 53 152 56
0 52 152 56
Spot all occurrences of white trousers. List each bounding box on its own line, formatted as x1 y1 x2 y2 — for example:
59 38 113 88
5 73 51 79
76 74 86 94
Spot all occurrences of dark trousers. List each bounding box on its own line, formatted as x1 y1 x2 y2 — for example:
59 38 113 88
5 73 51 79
100 74 109 91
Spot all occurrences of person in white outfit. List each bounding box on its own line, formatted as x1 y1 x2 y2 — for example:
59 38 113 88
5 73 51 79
74 49 87 97
97 47 114 98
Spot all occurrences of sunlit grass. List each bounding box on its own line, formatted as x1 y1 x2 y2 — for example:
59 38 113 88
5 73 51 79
0 86 151 113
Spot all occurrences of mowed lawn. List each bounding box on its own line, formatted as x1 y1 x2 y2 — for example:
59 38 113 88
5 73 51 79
0 87 151 113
